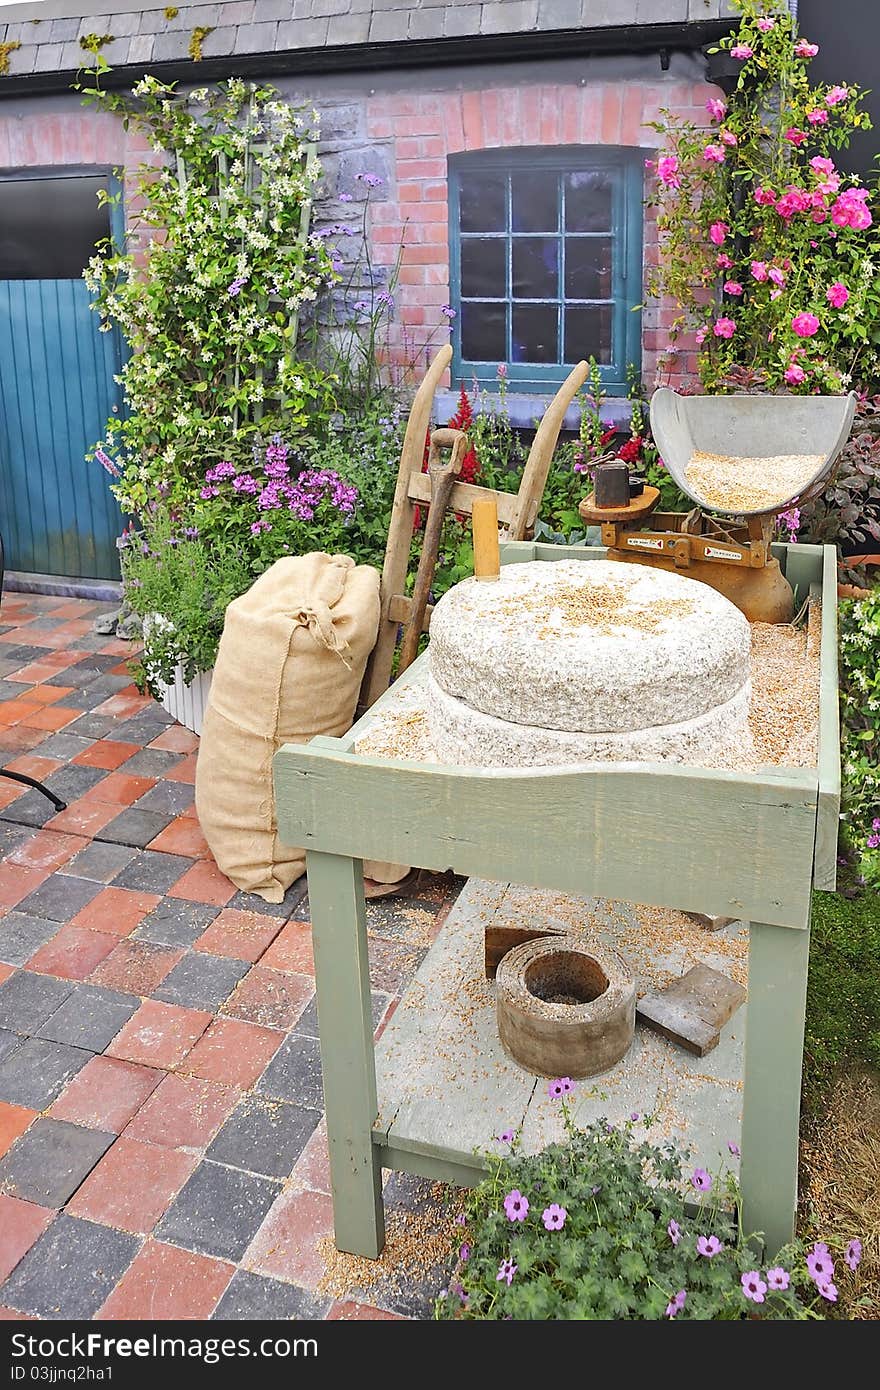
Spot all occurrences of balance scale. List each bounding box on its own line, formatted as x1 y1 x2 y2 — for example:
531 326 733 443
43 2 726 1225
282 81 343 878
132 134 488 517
578 388 856 623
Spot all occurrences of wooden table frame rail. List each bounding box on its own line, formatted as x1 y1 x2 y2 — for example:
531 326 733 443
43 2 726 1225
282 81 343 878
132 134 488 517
274 542 840 1260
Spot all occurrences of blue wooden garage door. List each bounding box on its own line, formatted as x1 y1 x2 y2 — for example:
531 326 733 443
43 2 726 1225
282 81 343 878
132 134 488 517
0 171 126 580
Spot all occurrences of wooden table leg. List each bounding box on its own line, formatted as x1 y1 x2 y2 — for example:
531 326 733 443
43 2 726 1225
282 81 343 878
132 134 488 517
740 914 811 1255
306 849 385 1258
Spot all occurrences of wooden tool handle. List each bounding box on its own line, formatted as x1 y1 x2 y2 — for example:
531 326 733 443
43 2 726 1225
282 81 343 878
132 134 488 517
472 495 500 581
397 429 467 676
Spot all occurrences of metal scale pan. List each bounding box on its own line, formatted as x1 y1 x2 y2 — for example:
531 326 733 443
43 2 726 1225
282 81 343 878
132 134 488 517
650 387 857 518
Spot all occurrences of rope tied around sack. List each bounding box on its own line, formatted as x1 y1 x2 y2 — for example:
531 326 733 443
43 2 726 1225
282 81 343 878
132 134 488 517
291 601 353 670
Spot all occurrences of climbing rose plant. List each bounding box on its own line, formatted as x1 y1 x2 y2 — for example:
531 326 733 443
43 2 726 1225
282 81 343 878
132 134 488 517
647 1 878 393
82 75 337 514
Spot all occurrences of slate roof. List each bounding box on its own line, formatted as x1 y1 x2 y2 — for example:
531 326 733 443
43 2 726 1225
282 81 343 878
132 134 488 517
0 1 740 79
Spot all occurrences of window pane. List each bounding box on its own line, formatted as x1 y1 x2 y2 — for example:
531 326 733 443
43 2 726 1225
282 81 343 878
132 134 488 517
565 171 613 232
459 173 507 233
461 301 507 361
511 170 558 233
512 304 558 363
512 238 558 299
461 239 506 298
564 237 613 300
0 176 111 279
564 304 612 364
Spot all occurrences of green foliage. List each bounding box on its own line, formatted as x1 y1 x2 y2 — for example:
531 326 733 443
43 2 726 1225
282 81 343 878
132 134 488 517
438 1108 852 1319
806 889 880 1093
81 74 337 514
648 0 878 393
838 585 880 889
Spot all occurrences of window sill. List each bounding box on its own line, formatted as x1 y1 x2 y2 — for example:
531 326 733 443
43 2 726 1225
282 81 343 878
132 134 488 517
435 389 633 433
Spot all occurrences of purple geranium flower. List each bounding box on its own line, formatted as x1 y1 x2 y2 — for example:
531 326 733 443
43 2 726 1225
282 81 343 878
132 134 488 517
496 1258 517 1286
503 1189 529 1223
547 1077 574 1100
845 1238 862 1272
542 1204 567 1231
498 1130 514 1145
817 1278 838 1303
766 1267 790 1291
741 1271 767 1304
667 1219 681 1246
665 1289 686 1319
727 1141 740 1157
697 1235 723 1258
458 1243 470 1262
806 1244 835 1284
691 1168 712 1193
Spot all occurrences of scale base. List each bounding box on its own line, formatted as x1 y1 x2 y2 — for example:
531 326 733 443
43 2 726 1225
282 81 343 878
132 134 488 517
605 548 794 624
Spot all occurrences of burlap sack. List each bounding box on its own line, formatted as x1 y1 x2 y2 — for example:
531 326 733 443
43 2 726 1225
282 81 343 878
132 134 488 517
196 552 380 903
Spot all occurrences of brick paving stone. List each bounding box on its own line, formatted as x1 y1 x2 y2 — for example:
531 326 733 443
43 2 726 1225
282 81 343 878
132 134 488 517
89 939 184 995
0 863 51 909
0 1117 114 1206
98 808 173 849
193 909 284 964
256 1033 323 1111
67 1137 199 1235
70 886 161 937
157 1160 280 1263
117 748 183 779
147 816 211 859
213 1270 329 1321
71 740 140 770
259 920 314 974
178 1018 282 1089
227 879 308 919
107 710 175 745
165 752 197 784
289 1117 331 1196
0 1038 91 1110
133 899 218 948
96 1239 234 1321
49 1055 162 1133
0 789 55 828
0 970 74 1033
0 1214 139 1319
0 825 30 858
7 828 85 872
0 913 63 967
106 1000 212 1070
43 764 108 803
168 860 236 907
46 799 120 839
113 850 194 895
0 1102 35 1158
36 984 139 1052
33 732 97 761
243 1187 334 1288
149 727 199 753
16 873 103 924
61 714 117 742
223 966 313 1032
124 1072 239 1151
27 924 119 981
208 1095 320 1180
0 1031 22 1065
154 953 249 1012
327 1302 406 1320
0 1195 54 1284
293 989 391 1042
63 840 138 883
81 772 155 807
135 781 196 817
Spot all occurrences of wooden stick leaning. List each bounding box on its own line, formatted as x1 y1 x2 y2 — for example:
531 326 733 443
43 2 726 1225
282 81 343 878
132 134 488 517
396 428 467 677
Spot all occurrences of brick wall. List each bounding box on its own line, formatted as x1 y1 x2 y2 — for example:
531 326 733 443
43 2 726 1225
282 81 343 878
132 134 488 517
358 73 715 392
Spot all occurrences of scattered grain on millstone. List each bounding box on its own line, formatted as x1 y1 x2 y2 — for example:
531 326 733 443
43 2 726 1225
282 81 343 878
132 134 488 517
685 449 824 513
316 1182 463 1304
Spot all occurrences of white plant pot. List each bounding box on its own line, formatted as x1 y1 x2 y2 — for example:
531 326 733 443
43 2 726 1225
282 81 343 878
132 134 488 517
156 664 213 736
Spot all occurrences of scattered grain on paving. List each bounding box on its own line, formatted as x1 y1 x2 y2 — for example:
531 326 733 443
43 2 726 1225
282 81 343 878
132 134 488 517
685 449 824 513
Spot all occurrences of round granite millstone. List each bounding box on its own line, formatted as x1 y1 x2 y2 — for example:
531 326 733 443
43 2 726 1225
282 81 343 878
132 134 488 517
427 560 751 734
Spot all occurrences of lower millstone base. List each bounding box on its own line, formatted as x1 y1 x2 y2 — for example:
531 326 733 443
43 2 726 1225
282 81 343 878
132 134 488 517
426 674 753 769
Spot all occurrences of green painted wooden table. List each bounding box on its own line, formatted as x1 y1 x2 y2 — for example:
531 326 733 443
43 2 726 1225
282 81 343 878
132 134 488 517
274 542 840 1260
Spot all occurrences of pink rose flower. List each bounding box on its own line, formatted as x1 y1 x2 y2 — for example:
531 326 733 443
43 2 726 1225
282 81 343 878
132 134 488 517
756 16 775 31
723 280 744 296
770 287 783 301
784 363 807 385
792 311 820 338
719 129 738 146
751 261 768 281
811 208 828 224
705 97 727 121
794 39 819 58
716 252 734 269
768 267 786 287
807 109 829 125
810 156 836 178
703 143 726 164
695 326 708 345
657 154 681 188
709 220 728 246
776 186 811 219
754 186 777 206
784 128 808 147
731 43 753 60
825 86 848 106
831 188 872 229
713 316 736 339
826 281 849 308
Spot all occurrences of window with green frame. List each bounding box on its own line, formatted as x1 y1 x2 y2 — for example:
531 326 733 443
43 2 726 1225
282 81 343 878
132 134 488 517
448 147 643 393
